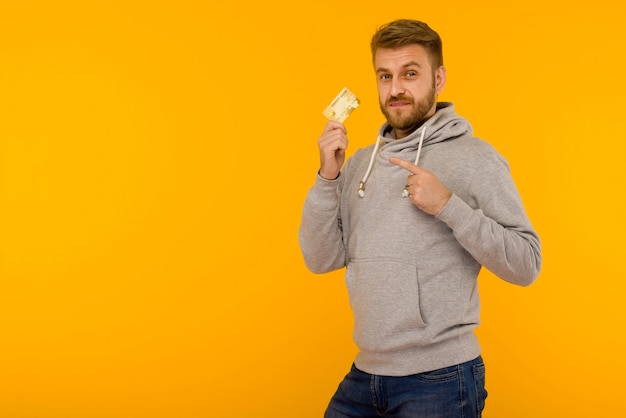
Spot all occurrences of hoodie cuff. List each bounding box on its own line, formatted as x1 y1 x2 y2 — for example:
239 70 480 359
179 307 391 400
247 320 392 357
435 193 473 232
305 171 341 210
317 170 341 181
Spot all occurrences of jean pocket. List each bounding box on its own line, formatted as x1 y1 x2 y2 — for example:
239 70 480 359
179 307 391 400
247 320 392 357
472 361 487 414
416 364 460 383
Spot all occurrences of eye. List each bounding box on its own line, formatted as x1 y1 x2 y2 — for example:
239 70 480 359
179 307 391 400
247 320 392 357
406 71 417 78
379 74 391 81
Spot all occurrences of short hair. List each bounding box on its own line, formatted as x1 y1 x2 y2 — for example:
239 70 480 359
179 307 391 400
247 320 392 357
370 19 443 70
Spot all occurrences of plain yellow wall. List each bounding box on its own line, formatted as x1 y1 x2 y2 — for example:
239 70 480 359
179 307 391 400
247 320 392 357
1 1 625 417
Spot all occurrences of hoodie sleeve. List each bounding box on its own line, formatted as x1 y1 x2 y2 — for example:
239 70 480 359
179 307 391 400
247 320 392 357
435 153 542 286
298 173 347 274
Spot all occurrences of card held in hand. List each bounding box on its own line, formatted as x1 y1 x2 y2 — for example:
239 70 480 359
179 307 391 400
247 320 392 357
322 87 360 123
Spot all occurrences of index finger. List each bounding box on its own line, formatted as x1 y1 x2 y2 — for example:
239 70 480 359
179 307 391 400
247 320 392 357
389 156 418 173
322 120 347 135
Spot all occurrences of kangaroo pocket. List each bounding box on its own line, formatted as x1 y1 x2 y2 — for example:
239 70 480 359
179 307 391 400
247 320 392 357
346 259 427 352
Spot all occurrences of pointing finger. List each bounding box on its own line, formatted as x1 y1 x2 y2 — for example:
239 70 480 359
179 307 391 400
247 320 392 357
389 156 418 174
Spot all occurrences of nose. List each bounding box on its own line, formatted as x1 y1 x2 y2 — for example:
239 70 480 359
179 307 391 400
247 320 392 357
390 78 405 98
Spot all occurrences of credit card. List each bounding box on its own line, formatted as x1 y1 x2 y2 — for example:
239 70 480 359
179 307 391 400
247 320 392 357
322 87 360 123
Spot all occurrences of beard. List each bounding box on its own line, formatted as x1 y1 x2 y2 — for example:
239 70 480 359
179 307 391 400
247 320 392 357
379 80 437 134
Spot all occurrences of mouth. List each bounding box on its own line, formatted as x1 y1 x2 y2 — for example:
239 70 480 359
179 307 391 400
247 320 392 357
388 101 410 108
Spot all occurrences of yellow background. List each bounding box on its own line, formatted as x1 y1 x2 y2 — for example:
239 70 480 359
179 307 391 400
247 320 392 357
1 1 624 417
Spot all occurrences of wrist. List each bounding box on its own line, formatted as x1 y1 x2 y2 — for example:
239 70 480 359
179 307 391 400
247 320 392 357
318 169 340 180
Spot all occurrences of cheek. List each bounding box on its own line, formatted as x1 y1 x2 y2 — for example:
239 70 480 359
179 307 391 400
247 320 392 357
376 84 387 102
378 83 389 103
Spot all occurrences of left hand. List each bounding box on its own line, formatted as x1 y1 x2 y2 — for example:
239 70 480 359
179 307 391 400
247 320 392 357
389 157 452 215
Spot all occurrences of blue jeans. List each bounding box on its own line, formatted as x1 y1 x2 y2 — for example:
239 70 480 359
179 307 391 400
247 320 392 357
324 356 487 418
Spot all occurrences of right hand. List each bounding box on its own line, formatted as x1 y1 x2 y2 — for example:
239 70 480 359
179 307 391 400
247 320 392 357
317 120 348 180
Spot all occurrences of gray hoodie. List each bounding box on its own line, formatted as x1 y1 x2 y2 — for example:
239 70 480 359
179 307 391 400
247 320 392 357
299 102 541 376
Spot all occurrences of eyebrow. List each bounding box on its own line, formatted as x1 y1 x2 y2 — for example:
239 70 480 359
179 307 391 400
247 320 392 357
376 61 422 74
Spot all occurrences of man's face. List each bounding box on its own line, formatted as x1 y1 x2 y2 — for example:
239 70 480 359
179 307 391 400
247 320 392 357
374 44 446 138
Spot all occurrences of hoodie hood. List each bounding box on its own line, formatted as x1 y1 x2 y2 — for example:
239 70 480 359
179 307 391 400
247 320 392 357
378 102 473 154
357 102 472 198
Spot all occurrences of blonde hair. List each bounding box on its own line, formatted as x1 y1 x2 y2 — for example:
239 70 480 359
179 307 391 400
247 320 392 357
370 19 443 69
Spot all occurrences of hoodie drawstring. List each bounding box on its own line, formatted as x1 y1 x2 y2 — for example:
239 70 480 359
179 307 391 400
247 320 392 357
357 136 382 197
357 126 427 198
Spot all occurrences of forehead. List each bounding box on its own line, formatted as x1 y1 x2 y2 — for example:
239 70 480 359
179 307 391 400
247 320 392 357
374 44 432 72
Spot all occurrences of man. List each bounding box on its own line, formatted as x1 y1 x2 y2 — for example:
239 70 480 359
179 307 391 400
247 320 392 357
299 19 541 418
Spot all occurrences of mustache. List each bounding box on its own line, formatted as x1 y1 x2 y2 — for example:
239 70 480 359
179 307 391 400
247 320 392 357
386 96 413 105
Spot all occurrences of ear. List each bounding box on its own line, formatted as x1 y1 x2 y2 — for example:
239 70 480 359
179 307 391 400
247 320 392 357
435 66 446 94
